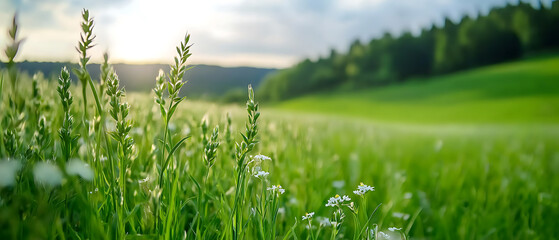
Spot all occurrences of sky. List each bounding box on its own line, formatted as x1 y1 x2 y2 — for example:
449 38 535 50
0 0 553 68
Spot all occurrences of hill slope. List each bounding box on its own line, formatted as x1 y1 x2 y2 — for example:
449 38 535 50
6 62 276 97
276 55 559 124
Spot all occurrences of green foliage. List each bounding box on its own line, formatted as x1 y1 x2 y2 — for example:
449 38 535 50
73 9 96 119
57 67 78 162
259 2 559 101
4 14 22 99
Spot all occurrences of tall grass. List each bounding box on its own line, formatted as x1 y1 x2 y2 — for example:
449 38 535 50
0 9 391 240
1 8 557 240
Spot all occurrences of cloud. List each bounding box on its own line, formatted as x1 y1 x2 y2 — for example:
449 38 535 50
2 0 551 68
1 0 130 62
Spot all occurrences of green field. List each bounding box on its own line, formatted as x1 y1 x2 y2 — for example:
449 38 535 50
4 72 558 239
277 54 559 124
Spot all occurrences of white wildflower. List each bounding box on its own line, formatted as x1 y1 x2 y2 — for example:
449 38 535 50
253 154 272 162
248 154 272 167
78 144 87 157
182 125 191 135
66 159 94 181
305 224 316 230
33 162 63 186
404 192 413 199
267 184 285 195
317 217 331 227
250 207 256 216
325 194 351 207
332 180 345 188
388 227 402 232
168 123 176 132
348 202 356 211
289 197 298 205
379 231 390 239
368 228 375 238
0 159 21 187
392 212 410 220
253 170 269 179
302 212 314 221
131 127 144 135
278 207 286 215
353 182 375 196
139 176 150 184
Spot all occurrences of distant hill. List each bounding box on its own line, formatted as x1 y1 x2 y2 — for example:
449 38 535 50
276 54 559 124
2 61 276 98
259 2 559 101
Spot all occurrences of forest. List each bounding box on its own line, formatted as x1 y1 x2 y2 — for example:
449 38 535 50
259 2 559 101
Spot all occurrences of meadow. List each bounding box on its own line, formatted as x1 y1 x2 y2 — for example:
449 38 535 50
1 9 558 240
277 54 559 124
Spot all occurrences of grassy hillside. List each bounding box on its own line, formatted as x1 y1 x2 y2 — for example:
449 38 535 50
276 54 559 124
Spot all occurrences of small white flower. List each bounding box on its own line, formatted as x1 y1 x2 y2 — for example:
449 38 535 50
332 180 345 188
388 227 402 232
253 170 269 179
404 192 413 199
302 212 314 220
253 154 272 162
392 212 410 220
267 185 285 195
33 162 62 186
131 127 144 135
168 123 176 132
250 207 256 216
368 228 375 238
379 231 390 239
348 202 356 211
182 126 191 135
248 154 273 167
66 159 94 181
317 217 331 227
325 194 351 207
289 197 298 205
353 182 375 196
0 159 21 187
78 144 87 157
305 224 316 230
139 176 150 183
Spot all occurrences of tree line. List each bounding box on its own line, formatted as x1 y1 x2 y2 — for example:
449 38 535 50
259 1 559 101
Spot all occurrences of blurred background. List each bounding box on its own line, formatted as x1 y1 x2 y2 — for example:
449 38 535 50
1 0 558 122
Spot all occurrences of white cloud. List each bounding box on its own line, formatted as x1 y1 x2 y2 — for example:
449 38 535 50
3 0 549 68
